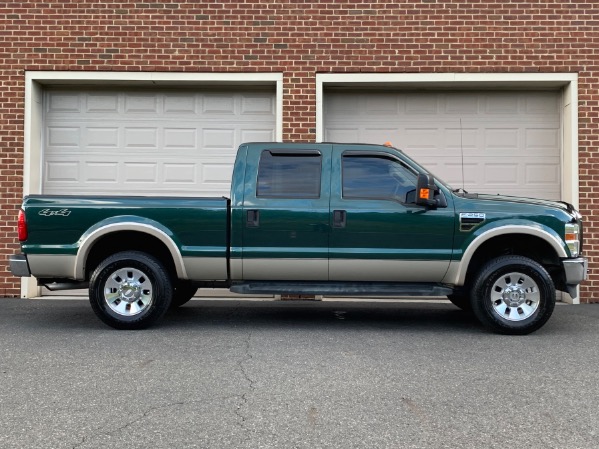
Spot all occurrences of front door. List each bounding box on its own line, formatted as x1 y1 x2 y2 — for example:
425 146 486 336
329 146 455 282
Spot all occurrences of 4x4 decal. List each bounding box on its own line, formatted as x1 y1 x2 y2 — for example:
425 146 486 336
38 208 72 217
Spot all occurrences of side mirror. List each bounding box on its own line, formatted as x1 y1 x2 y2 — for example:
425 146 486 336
415 174 438 208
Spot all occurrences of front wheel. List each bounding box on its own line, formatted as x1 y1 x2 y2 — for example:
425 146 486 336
89 251 173 330
470 255 556 335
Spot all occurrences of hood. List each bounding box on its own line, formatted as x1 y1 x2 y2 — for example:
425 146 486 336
457 192 577 215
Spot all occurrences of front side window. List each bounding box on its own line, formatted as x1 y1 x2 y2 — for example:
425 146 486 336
257 151 322 198
342 154 418 203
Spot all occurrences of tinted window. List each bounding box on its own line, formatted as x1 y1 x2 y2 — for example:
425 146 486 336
257 151 322 198
342 155 418 202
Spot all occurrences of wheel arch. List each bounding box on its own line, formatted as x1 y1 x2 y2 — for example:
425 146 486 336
447 225 567 287
75 221 187 281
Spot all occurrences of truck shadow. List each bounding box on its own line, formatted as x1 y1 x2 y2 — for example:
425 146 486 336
163 299 482 334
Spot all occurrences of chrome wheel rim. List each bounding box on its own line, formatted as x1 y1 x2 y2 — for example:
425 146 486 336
104 267 153 316
490 271 540 321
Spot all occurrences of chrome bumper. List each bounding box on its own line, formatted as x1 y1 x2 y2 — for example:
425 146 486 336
562 257 588 298
8 254 31 277
563 257 588 285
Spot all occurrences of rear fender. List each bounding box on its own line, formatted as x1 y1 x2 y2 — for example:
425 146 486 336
75 217 186 280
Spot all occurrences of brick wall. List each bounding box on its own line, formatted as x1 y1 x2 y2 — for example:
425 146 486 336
1 0 598 300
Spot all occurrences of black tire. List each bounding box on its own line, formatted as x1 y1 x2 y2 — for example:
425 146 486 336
470 255 555 335
170 281 198 308
447 291 472 312
89 251 173 330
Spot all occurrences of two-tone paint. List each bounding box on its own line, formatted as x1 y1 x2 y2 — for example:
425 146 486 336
20 196 229 281
11 142 587 298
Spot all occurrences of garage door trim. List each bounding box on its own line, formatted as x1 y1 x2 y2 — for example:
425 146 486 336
22 71 283 297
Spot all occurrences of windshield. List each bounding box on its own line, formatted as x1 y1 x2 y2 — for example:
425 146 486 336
398 150 456 192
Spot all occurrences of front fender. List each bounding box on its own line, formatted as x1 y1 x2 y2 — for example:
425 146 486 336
444 220 567 286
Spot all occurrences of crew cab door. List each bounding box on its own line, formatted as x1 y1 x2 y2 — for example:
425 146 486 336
240 145 332 280
329 146 455 282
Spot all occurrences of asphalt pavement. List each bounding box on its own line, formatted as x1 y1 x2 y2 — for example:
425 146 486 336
1 297 598 449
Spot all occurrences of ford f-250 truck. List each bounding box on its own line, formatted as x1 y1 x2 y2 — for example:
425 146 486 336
9 142 588 334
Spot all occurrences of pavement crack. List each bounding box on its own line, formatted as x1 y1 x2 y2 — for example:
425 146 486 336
234 330 255 432
71 401 189 448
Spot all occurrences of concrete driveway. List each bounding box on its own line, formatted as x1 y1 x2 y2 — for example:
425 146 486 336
0 297 598 448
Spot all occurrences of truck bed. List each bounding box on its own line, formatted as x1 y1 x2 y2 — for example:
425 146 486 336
21 195 230 281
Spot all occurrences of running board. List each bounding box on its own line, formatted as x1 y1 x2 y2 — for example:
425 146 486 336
230 282 453 297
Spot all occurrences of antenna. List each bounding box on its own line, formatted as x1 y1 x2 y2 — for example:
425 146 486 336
460 118 465 193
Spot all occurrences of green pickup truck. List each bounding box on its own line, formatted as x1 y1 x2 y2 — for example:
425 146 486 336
9 142 587 334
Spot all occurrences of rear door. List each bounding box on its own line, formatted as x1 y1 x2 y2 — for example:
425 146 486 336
241 145 332 280
329 145 455 282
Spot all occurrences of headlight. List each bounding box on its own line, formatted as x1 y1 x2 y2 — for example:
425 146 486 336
565 222 580 257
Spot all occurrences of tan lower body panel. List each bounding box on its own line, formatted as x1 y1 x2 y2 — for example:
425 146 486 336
242 259 328 281
28 254 77 279
182 257 228 281
329 259 451 283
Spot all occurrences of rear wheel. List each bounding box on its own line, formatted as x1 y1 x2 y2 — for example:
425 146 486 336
89 251 173 330
470 255 555 335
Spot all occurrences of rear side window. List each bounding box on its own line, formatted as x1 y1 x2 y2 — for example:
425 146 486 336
257 151 322 198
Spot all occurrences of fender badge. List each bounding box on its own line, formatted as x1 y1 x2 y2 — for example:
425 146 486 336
38 208 72 217
459 213 485 232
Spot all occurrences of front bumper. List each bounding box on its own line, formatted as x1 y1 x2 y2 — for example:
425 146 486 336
8 254 31 277
562 257 588 298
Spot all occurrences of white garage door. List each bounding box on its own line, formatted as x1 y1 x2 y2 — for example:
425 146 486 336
324 91 561 200
43 87 277 196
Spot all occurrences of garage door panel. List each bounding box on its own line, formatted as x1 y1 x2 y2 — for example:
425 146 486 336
483 96 519 114
47 126 81 148
47 92 81 113
241 95 276 114
525 163 560 186
444 94 480 115
46 161 79 183
525 94 560 114
405 95 437 114
124 127 158 149
240 128 276 143
85 127 120 148
124 93 159 113
43 88 276 196
84 162 119 183
201 162 234 186
163 128 197 150
162 163 196 184
87 93 120 113
525 128 560 151
202 128 236 149
324 91 561 200
325 128 360 143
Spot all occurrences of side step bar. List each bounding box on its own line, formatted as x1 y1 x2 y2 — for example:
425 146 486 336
230 282 453 297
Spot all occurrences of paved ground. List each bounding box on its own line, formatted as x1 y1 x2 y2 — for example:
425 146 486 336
0 297 598 449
